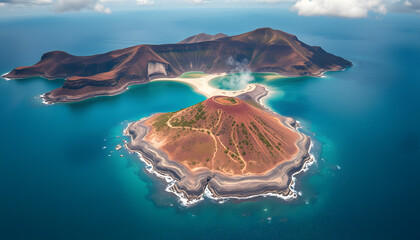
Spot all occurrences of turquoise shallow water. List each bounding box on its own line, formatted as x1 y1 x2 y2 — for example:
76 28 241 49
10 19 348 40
1 9 420 239
209 72 283 91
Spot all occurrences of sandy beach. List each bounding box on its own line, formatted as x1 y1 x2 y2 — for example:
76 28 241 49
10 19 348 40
39 73 257 104
151 73 257 98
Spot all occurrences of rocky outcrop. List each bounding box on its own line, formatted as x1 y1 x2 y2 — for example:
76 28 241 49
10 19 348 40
147 61 168 78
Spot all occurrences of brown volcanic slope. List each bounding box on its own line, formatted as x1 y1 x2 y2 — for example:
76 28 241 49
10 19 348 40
144 96 300 175
178 33 229 44
5 28 352 103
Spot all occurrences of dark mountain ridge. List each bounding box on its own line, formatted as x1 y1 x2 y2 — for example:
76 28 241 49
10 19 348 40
4 28 352 103
178 33 228 44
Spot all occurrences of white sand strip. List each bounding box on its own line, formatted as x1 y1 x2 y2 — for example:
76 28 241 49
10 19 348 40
151 73 257 98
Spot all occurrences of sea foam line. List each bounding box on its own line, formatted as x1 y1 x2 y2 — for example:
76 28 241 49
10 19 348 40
2 73 52 105
202 120 317 204
129 141 314 207
203 140 316 204
258 85 273 111
39 94 53 105
123 120 202 207
2 72 10 81
124 124 316 206
125 144 203 207
2 73 53 105
123 99 317 206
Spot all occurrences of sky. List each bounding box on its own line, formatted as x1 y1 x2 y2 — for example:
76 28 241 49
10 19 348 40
0 0 419 18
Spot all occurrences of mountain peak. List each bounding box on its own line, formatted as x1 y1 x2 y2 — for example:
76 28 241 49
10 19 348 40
231 27 297 45
178 32 228 44
145 96 301 174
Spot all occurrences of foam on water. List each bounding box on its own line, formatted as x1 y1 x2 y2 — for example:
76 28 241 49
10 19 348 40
124 119 316 206
2 72 10 80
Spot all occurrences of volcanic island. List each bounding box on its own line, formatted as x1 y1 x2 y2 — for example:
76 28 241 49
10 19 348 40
4 28 351 204
3 28 351 104
126 86 312 203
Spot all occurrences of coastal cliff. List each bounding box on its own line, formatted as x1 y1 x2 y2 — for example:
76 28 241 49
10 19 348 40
5 28 352 104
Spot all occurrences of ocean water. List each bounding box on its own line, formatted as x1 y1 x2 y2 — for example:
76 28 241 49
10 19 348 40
1 9 419 239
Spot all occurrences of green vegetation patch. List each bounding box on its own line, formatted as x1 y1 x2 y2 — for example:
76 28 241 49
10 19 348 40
170 103 207 128
171 115 196 128
178 71 209 79
225 97 238 104
250 121 273 149
153 113 174 131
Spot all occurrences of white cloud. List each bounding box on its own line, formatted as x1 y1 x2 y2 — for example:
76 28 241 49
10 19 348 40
0 0 112 13
54 0 111 13
188 0 208 4
292 0 388 18
393 0 420 13
256 0 291 3
404 0 412 6
137 0 154 5
1 0 420 17
93 2 111 12
0 0 52 4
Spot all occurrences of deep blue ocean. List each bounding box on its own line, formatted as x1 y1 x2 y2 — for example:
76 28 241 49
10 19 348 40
1 9 419 239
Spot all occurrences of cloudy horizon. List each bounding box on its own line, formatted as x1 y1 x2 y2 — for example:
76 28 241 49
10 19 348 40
1 0 420 18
